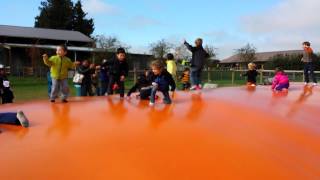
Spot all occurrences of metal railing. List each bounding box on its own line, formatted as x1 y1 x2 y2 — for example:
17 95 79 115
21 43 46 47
8 67 319 86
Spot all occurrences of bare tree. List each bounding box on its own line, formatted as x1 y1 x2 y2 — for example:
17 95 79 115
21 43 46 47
204 45 219 69
93 35 131 63
235 43 256 63
174 44 191 61
149 39 173 60
94 35 131 52
204 45 217 59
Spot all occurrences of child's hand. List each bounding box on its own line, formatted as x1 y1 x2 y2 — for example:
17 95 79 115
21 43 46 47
113 84 119 90
42 54 49 60
75 61 81 66
90 64 95 69
152 82 158 87
120 75 125 81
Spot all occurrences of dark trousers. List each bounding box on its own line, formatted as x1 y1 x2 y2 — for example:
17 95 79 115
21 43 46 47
0 113 20 125
140 87 152 100
182 83 191 90
191 68 202 86
2 97 13 104
275 83 290 91
107 76 125 97
98 80 108 96
304 62 317 83
150 86 171 104
81 81 93 96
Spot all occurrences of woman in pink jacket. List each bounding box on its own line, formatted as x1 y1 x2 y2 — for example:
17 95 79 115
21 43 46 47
272 67 290 92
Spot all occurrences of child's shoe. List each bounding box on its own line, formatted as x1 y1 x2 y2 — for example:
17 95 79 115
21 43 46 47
149 102 155 107
16 111 29 128
163 99 172 105
62 99 68 103
50 99 55 103
195 85 202 90
313 83 317 86
190 86 197 90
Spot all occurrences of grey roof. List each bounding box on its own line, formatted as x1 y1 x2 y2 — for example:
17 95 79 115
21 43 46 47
0 25 93 43
221 50 304 64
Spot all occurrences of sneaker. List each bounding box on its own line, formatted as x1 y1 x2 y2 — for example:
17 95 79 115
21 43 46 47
198 84 203 89
149 102 155 107
313 83 318 86
50 99 55 103
190 86 197 90
16 111 29 128
62 99 68 103
304 82 308 86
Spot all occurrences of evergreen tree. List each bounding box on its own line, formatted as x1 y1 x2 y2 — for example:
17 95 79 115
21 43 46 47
35 0 94 36
72 0 95 36
35 0 74 30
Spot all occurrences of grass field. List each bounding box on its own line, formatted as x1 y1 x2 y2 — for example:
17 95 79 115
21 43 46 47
7 76 246 102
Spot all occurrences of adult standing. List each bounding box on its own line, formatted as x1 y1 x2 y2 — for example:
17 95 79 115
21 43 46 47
301 41 317 86
184 38 209 90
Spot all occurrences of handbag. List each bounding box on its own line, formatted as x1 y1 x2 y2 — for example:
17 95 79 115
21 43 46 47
73 72 84 84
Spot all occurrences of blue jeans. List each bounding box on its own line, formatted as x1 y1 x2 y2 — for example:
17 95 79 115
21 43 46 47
191 68 202 86
51 79 69 100
304 62 317 83
0 113 20 125
150 86 171 104
47 72 52 97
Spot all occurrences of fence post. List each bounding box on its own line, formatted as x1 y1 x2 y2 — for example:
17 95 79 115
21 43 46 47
207 67 211 82
260 65 264 85
231 70 235 85
133 64 137 83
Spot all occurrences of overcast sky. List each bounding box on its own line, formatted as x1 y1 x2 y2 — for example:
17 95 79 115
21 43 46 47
1 0 319 59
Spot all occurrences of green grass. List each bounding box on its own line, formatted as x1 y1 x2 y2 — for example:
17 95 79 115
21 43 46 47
8 76 245 102
10 76 50 102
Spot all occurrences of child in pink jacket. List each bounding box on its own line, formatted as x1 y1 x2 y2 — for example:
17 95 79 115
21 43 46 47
272 67 290 91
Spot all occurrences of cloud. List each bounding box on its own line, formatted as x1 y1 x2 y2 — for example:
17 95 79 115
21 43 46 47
239 0 320 53
130 45 150 54
241 0 320 34
128 16 162 29
82 0 119 15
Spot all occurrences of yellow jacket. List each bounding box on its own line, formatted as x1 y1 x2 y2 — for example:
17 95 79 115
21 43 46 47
166 60 177 77
44 55 75 80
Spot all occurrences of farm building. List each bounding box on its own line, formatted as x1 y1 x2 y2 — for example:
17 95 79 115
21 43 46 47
0 25 153 76
220 50 304 69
